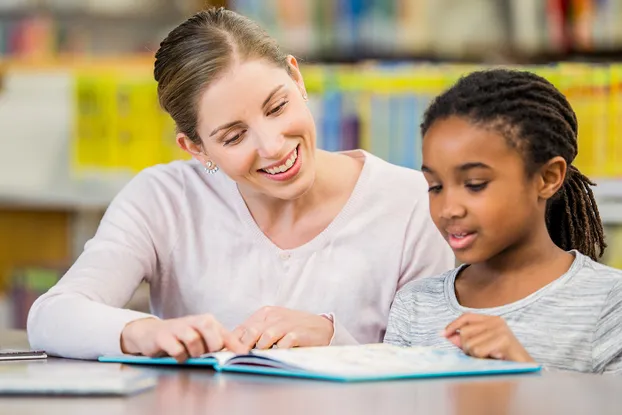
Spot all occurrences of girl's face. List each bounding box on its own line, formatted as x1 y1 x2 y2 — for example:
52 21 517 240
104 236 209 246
421 116 545 264
179 56 318 201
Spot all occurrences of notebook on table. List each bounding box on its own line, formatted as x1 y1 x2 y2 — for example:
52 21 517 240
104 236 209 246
99 343 541 382
0 361 158 395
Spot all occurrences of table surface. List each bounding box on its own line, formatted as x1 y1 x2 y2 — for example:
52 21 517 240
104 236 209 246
2 330 622 415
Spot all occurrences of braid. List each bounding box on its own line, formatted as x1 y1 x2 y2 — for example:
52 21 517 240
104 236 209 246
422 68 606 260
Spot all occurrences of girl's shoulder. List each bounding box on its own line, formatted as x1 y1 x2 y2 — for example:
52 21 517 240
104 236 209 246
396 267 461 303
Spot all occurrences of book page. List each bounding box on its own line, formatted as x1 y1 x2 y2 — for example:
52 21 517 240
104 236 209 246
199 351 237 366
244 344 536 377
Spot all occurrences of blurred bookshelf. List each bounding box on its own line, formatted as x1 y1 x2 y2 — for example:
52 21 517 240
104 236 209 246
0 0 622 328
228 0 622 63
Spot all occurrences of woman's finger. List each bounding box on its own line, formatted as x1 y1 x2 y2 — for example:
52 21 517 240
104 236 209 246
275 332 299 349
255 325 287 350
176 327 206 358
220 326 251 354
156 333 188 362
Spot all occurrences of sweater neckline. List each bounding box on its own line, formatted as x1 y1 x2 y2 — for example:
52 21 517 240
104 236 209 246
224 149 373 257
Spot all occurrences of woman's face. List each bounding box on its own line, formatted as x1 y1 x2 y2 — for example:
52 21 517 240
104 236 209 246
179 56 318 201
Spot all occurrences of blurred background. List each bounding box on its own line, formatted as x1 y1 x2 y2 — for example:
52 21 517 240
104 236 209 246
0 0 621 330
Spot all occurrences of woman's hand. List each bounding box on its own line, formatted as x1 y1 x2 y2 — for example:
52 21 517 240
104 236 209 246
444 313 534 363
120 314 249 362
233 306 334 349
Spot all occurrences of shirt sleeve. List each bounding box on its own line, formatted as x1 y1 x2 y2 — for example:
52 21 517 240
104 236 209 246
27 167 181 360
323 313 359 346
383 291 412 347
593 280 622 374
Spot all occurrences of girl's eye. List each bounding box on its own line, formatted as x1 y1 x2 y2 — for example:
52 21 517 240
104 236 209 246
466 182 488 192
267 101 288 116
428 185 442 194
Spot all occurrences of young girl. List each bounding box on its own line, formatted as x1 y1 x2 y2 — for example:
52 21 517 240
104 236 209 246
384 68 622 374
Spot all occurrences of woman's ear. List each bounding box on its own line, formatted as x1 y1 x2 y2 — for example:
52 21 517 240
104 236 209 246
286 55 307 100
538 156 567 200
177 133 207 163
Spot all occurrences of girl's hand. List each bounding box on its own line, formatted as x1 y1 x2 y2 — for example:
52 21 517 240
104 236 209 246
444 313 534 362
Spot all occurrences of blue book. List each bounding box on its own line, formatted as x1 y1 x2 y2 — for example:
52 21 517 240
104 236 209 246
99 343 541 383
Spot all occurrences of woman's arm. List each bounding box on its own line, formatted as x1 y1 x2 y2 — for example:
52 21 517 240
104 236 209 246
27 166 182 359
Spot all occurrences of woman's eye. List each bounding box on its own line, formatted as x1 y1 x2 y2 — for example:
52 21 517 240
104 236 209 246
267 101 288 116
428 185 442 194
224 130 246 146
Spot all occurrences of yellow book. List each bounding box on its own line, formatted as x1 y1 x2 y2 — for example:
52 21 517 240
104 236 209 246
609 64 622 177
73 72 99 173
111 68 168 173
604 226 622 270
99 72 121 172
112 72 133 172
591 66 609 179
561 64 595 176
159 112 187 165
131 77 162 172
72 70 116 175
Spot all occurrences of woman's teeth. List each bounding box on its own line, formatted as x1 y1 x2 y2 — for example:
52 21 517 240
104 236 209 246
262 148 298 175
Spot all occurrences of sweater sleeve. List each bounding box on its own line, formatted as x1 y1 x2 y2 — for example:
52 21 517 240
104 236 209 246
27 165 182 360
593 280 622 374
383 291 412 347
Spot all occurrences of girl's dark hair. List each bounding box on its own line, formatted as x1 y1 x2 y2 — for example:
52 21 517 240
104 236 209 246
154 7 290 145
421 68 606 260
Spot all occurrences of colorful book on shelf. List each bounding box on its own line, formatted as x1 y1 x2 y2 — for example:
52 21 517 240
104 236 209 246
99 343 541 383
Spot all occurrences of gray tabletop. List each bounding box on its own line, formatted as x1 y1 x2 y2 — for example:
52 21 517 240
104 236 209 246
2 331 621 415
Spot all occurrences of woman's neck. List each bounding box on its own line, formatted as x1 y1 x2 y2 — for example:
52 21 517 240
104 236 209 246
239 150 337 221
456 224 575 308
237 150 362 248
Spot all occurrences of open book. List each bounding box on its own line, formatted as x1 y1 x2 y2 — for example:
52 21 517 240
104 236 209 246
99 343 541 382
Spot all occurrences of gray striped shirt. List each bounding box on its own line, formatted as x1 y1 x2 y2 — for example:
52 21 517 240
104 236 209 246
384 251 622 374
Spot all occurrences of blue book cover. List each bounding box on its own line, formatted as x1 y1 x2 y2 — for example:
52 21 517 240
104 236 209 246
414 95 429 170
403 94 418 169
99 344 541 383
322 91 342 152
388 95 402 166
369 94 391 161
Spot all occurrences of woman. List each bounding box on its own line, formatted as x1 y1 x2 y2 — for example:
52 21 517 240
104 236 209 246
27 8 453 361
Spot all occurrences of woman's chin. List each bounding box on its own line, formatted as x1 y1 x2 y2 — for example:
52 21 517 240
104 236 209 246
262 169 316 201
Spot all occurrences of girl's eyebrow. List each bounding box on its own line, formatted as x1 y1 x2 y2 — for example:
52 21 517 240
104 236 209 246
421 162 492 174
457 162 492 172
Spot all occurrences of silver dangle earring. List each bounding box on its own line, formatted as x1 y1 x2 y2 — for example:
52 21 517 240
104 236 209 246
302 92 308 101
204 160 219 174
